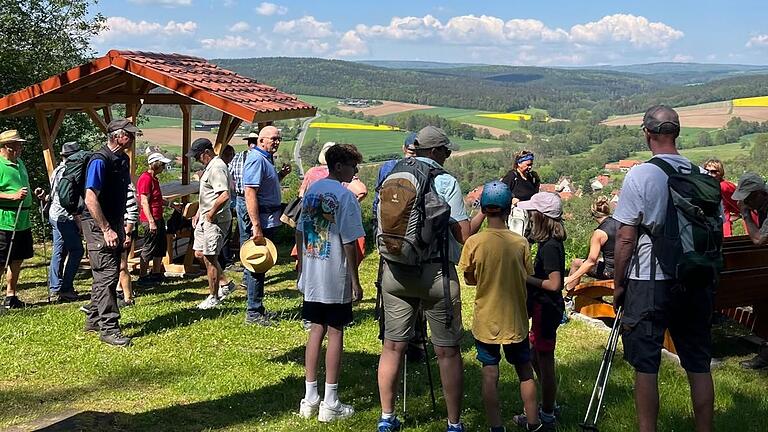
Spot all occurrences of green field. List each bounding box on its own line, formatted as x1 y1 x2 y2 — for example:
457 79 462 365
631 142 748 162
140 116 185 129
296 94 344 111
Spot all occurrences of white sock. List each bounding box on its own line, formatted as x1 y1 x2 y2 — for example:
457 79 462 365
381 411 395 420
304 380 319 402
324 382 339 405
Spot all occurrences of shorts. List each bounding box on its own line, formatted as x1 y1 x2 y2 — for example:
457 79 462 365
622 279 713 374
475 337 531 366
381 262 463 347
140 218 167 261
586 260 614 280
193 219 230 256
0 228 34 265
302 301 353 327
529 301 562 353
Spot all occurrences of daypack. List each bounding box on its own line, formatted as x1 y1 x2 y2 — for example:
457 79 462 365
646 157 723 289
376 157 451 266
508 206 530 237
57 150 95 215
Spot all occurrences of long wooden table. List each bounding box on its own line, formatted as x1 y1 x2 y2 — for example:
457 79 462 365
161 181 199 201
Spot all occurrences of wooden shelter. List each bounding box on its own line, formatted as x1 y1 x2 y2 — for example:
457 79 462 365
0 49 316 182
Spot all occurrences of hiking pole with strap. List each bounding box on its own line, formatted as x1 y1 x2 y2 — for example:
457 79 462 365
37 197 51 303
419 306 437 413
580 307 623 431
1 200 25 309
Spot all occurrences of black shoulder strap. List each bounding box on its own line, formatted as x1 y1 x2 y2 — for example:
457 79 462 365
646 157 676 177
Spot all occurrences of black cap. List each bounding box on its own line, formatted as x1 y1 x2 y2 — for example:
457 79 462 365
642 105 680 135
107 118 140 134
186 138 214 158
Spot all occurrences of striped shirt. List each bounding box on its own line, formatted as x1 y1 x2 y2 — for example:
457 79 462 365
229 150 248 196
124 183 139 225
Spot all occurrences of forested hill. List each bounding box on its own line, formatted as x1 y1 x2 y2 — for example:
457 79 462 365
212 57 768 119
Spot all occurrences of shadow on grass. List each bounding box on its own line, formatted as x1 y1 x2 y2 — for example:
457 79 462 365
122 306 242 337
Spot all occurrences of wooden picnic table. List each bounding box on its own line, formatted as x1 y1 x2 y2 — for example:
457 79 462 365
161 181 199 201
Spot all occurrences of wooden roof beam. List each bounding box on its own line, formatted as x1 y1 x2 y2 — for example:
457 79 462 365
38 93 198 105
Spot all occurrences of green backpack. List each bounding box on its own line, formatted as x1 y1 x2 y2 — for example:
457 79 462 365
57 150 95 215
646 157 723 289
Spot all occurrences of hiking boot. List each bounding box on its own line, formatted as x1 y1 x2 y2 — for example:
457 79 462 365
117 297 135 308
100 331 131 347
740 353 768 370
317 400 354 422
245 312 272 327
197 295 221 310
83 322 100 333
3 296 27 309
55 291 79 303
377 416 402 432
298 397 321 419
514 411 553 430
136 273 165 287
447 423 465 432
218 281 236 299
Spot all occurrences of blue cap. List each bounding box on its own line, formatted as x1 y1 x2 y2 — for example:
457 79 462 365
403 132 417 150
480 181 512 211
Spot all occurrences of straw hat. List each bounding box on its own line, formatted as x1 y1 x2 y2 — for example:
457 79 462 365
0 130 27 145
240 238 278 273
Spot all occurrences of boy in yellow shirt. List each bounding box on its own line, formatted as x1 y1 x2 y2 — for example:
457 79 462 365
459 181 541 432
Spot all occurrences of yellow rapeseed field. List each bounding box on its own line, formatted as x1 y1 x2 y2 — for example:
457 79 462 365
308 122 401 131
733 96 768 107
477 112 533 121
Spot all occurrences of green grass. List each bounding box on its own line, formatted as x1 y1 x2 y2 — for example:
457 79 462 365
1 244 766 431
140 116 185 129
452 114 526 131
631 142 749 162
297 95 344 111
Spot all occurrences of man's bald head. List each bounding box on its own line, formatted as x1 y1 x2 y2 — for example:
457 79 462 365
257 125 282 154
642 105 680 136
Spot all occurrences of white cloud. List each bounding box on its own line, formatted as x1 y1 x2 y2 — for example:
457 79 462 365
127 0 192 6
200 35 257 50
274 16 333 38
672 54 694 62
336 30 368 57
255 2 287 16
97 17 197 42
283 39 331 55
229 21 250 32
569 14 683 48
355 15 442 40
746 34 768 48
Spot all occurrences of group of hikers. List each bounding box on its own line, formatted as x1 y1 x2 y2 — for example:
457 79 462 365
0 103 767 432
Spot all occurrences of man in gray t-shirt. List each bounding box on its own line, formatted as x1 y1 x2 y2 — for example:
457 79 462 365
613 105 714 431
188 138 234 310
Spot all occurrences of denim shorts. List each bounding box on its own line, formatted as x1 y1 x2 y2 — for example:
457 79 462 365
475 337 531 366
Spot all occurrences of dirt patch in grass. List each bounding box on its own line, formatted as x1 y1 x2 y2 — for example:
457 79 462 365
463 123 510 138
603 102 768 129
140 128 218 147
337 100 433 116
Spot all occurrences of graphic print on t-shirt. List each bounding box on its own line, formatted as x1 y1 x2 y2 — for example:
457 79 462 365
301 192 339 259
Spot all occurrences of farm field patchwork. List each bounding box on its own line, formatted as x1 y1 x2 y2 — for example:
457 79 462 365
308 122 401 131
733 96 768 107
478 112 532 121
631 142 748 163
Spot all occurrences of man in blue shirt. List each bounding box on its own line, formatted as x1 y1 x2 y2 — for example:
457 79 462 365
242 125 291 326
82 119 135 347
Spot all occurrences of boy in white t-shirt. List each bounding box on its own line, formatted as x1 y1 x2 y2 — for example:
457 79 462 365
296 144 365 422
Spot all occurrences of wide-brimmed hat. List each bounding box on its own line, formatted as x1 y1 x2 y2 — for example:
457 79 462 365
243 132 259 141
516 192 563 219
61 141 80 157
318 141 336 165
240 238 278 273
0 130 27 145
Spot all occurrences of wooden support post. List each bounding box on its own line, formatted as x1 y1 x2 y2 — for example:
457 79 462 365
34 108 57 179
180 104 191 188
225 119 243 145
125 102 141 182
214 113 233 154
102 106 113 124
48 110 66 143
85 108 108 134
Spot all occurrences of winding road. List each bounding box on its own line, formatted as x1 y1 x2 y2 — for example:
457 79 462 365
293 114 320 178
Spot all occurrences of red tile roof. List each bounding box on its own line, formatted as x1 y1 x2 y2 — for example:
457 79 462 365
0 50 316 122
619 159 642 169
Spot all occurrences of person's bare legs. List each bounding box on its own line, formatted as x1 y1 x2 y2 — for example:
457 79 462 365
325 325 344 385
534 350 557 414
5 260 22 296
687 372 714 432
435 344 464 424
635 372 660 432
305 323 328 383
481 365 502 428
151 256 163 275
515 362 540 425
119 252 133 302
203 255 219 297
378 339 407 415
566 258 584 291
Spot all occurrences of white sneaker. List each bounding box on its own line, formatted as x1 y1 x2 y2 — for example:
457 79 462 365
299 397 320 419
217 281 235 300
197 295 221 310
318 400 354 422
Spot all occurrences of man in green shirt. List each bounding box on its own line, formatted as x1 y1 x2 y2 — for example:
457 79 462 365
0 130 34 309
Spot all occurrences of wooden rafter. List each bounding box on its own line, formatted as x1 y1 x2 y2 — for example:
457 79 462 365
85 108 108 134
214 113 233 154
37 93 198 105
34 108 57 176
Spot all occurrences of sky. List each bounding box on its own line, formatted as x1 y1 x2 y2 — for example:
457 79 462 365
91 0 768 66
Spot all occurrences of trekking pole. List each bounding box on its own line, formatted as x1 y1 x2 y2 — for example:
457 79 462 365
580 307 623 431
1 200 25 308
37 200 51 303
421 312 437 413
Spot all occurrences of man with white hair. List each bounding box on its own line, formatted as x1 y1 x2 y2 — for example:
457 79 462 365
81 119 135 347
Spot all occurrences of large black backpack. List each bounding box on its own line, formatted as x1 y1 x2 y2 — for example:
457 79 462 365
57 150 95 215
646 157 723 289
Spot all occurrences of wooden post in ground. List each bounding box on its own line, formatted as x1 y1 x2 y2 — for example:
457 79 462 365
180 104 191 187
34 108 66 179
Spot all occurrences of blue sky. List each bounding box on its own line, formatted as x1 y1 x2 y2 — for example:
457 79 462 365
92 0 768 65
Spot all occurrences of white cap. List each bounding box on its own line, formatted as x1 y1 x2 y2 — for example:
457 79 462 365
148 152 172 164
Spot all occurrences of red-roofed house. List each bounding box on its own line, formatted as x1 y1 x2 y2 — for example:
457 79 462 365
605 160 642 172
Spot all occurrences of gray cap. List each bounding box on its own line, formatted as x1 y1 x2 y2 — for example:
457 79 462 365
186 137 214 158
642 105 680 134
107 118 141 134
60 141 80 157
414 126 459 151
732 172 766 201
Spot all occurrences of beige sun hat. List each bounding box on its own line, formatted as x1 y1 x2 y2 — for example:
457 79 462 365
240 238 278 273
317 141 337 165
0 130 27 145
